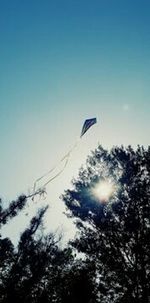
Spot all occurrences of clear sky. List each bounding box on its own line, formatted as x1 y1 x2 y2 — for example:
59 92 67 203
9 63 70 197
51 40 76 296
1 0 150 242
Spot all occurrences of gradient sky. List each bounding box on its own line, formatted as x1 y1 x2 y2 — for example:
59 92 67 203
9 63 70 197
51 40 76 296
1 0 150 242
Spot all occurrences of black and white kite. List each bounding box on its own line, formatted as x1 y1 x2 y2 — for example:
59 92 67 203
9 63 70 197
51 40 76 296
80 118 97 137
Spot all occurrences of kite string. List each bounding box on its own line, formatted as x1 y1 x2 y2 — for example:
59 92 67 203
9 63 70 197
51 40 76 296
33 137 80 194
33 150 71 193
41 151 71 188
33 163 58 193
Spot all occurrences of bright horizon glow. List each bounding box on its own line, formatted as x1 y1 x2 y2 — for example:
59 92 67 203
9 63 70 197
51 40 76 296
93 180 115 202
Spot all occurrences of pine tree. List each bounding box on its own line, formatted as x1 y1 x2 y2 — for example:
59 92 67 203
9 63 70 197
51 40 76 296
62 145 150 303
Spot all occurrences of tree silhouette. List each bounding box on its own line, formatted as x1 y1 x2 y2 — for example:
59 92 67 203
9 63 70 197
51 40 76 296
1 145 150 302
62 145 150 303
0 195 92 303
0 195 27 227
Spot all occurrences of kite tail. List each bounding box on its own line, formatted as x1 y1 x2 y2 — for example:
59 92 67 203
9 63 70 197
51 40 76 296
33 162 59 194
33 138 80 194
41 152 70 188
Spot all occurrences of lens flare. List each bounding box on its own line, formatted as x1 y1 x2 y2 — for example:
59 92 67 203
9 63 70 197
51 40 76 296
92 180 115 202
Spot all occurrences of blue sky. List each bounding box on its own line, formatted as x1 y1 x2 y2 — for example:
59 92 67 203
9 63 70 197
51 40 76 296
1 0 150 241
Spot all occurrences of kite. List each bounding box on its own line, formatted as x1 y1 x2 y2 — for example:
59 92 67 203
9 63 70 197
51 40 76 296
80 118 97 137
33 118 97 195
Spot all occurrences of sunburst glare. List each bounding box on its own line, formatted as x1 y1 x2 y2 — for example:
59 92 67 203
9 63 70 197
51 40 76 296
92 180 115 202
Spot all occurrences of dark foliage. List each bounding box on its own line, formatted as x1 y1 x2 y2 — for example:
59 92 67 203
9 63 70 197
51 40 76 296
0 195 27 227
62 145 150 303
1 145 150 303
0 195 95 303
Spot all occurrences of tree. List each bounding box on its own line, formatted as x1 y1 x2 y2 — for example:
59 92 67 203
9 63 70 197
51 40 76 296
0 194 70 303
0 195 27 227
0 194 93 303
62 145 150 303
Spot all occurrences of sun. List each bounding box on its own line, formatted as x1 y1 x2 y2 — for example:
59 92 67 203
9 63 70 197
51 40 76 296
92 180 115 202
